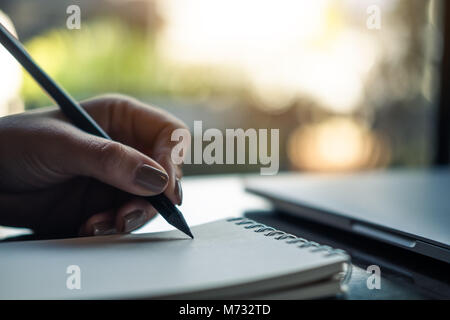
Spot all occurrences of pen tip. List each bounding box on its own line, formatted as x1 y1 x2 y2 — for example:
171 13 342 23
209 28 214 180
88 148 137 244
181 225 194 239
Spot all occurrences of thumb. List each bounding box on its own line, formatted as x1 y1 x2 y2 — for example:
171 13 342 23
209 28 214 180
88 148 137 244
66 134 169 196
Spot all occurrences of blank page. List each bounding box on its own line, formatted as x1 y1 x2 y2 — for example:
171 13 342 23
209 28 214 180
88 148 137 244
0 218 348 299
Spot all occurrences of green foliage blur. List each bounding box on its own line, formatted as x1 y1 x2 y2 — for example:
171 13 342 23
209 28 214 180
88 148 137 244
21 18 235 109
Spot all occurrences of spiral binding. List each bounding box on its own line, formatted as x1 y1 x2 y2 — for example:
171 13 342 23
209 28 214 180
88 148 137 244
227 217 352 284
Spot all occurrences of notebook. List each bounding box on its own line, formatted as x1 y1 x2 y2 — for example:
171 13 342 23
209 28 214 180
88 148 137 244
0 217 351 299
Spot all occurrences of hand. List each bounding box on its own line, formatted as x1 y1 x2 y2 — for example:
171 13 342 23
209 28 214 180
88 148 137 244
0 95 189 237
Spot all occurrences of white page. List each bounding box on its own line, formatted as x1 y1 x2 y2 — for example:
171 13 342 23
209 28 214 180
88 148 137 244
0 218 347 299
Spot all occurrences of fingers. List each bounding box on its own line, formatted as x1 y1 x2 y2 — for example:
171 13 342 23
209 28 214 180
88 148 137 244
79 210 116 236
80 198 157 236
65 134 170 197
154 153 183 205
114 198 156 233
149 111 189 206
81 95 190 206
79 95 189 148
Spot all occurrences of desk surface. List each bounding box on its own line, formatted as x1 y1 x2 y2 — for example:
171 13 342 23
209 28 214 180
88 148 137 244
2 175 449 299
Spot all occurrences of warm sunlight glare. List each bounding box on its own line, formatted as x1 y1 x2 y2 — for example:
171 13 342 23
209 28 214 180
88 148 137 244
287 118 388 172
156 0 380 113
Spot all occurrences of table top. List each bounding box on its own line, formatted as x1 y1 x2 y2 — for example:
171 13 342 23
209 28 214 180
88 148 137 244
2 175 449 299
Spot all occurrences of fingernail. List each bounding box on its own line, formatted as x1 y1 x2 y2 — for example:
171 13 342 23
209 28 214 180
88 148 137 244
92 221 116 236
174 178 183 205
135 164 168 193
123 210 147 233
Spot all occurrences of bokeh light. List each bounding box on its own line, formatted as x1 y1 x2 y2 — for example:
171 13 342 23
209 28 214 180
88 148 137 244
0 11 22 116
288 117 390 172
157 0 382 113
0 0 438 173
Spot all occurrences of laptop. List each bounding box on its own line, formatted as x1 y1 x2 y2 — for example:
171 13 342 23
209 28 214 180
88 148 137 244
245 169 450 263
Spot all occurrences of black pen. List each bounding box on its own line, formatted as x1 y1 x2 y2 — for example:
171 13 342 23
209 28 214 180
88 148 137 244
0 23 193 239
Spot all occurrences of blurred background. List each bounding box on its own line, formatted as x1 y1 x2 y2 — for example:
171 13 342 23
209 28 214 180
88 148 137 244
0 0 445 175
